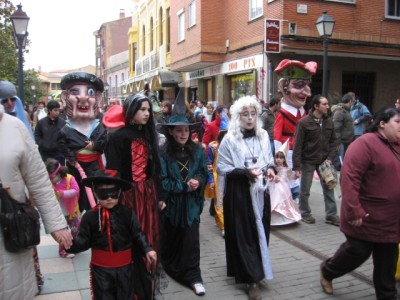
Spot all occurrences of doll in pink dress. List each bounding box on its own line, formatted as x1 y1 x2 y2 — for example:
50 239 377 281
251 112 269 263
45 158 80 258
269 140 301 226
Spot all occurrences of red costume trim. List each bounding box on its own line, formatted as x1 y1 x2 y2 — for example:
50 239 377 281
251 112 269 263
131 138 148 182
91 249 132 268
75 152 105 169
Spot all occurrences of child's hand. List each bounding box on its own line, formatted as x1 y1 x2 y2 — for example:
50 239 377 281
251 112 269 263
187 179 199 191
146 250 157 265
158 201 166 210
85 140 93 150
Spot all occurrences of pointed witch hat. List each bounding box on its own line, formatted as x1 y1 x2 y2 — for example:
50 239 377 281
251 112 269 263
276 138 289 161
157 89 201 135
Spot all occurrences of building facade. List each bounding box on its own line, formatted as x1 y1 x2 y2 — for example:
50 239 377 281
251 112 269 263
122 0 182 103
95 10 131 105
168 0 400 111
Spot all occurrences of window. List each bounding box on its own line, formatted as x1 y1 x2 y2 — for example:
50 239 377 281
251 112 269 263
150 17 154 52
114 75 118 97
51 83 61 90
167 8 171 51
249 0 263 20
325 0 355 3
132 43 137 71
142 26 146 55
189 1 196 28
386 0 400 18
159 7 163 46
121 72 125 83
177 9 185 42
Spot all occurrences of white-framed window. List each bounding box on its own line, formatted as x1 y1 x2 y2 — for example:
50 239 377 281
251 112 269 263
325 0 355 3
177 9 185 42
189 1 196 28
249 0 263 20
386 0 400 18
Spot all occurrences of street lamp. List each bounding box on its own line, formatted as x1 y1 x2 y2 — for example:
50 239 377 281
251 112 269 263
31 84 36 107
315 11 335 97
10 4 30 104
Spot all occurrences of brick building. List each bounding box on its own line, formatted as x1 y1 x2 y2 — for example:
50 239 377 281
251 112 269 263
169 0 400 111
95 10 131 104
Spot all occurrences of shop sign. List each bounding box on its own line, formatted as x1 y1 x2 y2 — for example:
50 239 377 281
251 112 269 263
265 19 281 53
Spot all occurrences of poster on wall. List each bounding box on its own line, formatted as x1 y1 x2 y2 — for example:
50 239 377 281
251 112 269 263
265 19 281 53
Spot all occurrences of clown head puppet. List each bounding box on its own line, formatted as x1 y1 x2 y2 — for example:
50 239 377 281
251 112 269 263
274 59 317 109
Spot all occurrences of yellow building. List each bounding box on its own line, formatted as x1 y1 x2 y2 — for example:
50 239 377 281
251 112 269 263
123 0 181 102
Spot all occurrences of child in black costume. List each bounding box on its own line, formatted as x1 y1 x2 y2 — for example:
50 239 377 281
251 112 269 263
67 169 157 299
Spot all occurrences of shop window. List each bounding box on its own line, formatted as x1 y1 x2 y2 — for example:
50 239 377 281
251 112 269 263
230 73 256 102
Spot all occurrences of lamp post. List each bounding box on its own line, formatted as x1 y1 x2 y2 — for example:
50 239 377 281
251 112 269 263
10 4 30 104
31 84 36 107
315 11 335 97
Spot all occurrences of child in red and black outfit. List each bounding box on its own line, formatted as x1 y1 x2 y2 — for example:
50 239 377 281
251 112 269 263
67 169 157 299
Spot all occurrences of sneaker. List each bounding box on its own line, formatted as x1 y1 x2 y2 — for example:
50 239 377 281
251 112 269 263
320 264 333 294
302 214 315 224
325 216 340 226
191 283 206 296
59 250 75 258
248 283 262 300
221 230 225 238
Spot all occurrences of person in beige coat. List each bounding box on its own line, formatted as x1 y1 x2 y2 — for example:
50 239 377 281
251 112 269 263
0 104 73 299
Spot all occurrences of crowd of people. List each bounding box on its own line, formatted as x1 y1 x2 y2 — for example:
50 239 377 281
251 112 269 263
0 59 399 300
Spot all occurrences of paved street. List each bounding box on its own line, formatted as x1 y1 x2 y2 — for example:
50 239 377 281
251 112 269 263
34 181 380 300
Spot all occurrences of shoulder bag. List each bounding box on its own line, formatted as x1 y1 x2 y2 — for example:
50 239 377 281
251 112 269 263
0 183 41 252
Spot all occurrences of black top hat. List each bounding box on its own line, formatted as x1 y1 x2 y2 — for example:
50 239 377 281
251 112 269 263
81 169 132 191
157 89 201 135
60 72 104 92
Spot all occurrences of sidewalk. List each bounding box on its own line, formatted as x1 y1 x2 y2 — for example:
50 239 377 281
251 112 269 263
35 181 378 300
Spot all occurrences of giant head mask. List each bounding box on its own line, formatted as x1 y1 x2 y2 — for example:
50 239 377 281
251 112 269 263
60 72 104 120
274 59 317 109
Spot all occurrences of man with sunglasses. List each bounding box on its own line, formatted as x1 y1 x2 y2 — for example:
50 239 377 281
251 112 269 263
0 80 33 136
66 169 157 300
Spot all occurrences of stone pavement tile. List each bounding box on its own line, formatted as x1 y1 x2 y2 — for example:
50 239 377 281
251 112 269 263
40 257 74 274
34 291 82 300
39 272 79 294
40 234 59 246
76 270 90 290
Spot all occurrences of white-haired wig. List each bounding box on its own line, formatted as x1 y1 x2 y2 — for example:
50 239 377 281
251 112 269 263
228 95 264 139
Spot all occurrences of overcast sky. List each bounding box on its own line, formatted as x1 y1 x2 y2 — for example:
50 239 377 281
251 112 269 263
9 0 132 72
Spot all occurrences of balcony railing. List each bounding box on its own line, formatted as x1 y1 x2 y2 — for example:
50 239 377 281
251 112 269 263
134 46 165 77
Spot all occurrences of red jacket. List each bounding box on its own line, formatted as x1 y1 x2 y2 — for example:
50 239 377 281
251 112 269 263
274 106 305 150
202 115 221 150
340 132 400 243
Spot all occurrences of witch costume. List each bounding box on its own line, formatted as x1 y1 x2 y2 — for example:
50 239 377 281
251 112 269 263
157 90 209 295
105 93 162 299
67 169 153 300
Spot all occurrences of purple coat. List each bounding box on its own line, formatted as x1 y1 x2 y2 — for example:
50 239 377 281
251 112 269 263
340 132 400 243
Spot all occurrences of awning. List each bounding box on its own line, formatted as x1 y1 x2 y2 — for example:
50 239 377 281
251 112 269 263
158 70 182 87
